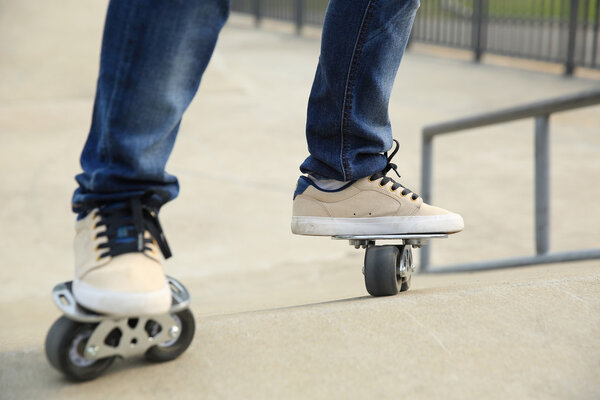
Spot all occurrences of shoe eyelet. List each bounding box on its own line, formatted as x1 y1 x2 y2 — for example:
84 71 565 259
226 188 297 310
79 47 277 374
379 182 386 188
401 193 408 197
390 187 397 192
96 256 101 262
368 176 375 182
411 197 418 202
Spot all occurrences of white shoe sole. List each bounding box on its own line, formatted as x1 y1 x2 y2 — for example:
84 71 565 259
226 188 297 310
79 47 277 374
72 279 172 316
291 214 464 236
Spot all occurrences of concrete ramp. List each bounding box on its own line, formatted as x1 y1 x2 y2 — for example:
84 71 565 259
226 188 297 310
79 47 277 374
2 262 599 399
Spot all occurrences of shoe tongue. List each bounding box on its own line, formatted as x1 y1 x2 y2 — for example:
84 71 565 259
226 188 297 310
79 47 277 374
116 226 133 239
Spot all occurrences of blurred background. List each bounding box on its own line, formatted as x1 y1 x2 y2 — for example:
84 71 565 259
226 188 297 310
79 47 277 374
233 0 600 74
1 1 599 399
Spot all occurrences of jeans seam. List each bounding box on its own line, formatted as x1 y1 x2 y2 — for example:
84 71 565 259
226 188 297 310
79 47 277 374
340 0 378 181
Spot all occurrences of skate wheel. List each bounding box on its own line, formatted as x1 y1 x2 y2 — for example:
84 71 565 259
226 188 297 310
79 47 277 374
145 308 195 363
45 316 115 382
364 245 401 297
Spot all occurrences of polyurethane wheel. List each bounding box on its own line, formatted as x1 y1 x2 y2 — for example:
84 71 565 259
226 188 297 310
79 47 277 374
45 316 115 382
145 308 195 362
364 245 401 297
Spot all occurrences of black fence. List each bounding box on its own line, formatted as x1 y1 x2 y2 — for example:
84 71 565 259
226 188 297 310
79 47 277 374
231 0 600 75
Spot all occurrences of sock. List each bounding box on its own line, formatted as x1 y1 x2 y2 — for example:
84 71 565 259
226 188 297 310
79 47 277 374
307 175 350 190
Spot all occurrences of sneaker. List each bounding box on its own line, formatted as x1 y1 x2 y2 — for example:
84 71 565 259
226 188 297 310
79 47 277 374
291 141 464 236
73 198 172 316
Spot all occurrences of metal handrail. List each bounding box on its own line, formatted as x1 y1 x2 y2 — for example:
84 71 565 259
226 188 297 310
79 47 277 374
420 88 600 273
423 89 600 138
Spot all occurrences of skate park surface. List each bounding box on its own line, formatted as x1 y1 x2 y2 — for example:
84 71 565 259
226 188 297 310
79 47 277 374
1 1 599 399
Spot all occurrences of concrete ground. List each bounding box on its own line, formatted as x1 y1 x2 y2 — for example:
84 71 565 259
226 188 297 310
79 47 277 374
1 1 599 399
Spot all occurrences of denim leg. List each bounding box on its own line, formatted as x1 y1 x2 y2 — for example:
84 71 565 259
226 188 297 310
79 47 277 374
72 0 230 213
300 0 420 181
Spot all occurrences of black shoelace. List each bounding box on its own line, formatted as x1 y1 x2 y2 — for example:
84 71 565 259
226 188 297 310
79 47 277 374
368 139 420 201
94 197 172 260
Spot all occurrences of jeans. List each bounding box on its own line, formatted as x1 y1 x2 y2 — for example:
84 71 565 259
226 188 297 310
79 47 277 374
73 0 419 212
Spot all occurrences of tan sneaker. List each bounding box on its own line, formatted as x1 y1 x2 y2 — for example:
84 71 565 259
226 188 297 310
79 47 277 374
292 176 463 236
292 142 463 236
72 199 172 316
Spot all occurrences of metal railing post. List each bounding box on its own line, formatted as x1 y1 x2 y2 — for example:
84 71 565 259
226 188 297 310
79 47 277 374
565 0 580 75
472 0 488 62
534 115 551 255
592 0 600 68
420 135 434 272
421 136 434 204
253 0 262 27
295 0 304 35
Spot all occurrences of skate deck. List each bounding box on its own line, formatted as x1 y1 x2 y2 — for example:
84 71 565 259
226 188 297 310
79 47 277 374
333 234 447 240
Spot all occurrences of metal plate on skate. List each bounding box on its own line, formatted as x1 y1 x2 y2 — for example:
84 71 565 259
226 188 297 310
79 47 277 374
333 233 447 241
333 233 447 249
51 276 191 323
84 312 181 359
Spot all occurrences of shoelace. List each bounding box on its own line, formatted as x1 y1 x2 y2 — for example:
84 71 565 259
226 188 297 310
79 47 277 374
94 197 172 260
369 139 420 201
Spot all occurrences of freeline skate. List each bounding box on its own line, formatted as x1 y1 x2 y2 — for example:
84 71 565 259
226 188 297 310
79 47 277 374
45 276 195 382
